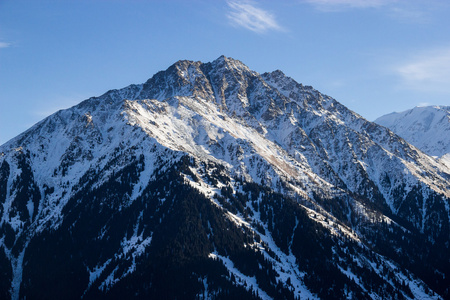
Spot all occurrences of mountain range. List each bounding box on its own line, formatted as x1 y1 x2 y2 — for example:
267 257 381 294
0 56 449 299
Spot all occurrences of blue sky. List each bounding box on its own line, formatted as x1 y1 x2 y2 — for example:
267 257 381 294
1 0 450 145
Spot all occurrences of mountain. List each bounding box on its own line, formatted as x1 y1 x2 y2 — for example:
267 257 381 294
375 106 450 168
1 56 449 299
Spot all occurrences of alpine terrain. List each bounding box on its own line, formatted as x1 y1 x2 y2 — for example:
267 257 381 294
1 56 449 299
375 106 450 168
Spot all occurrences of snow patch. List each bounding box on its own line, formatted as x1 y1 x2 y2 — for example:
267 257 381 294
209 252 271 300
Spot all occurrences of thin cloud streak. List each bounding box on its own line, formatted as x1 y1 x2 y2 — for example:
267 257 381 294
304 0 392 11
0 42 11 48
304 0 431 23
226 0 283 33
395 47 450 93
388 6 428 23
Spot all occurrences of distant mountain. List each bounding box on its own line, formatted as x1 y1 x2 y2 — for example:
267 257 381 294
375 106 450 168
375 106 450 157
1 56 449 299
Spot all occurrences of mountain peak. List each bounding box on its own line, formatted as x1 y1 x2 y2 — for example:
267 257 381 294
375 105 450 157
1 57 449 299
166 56 252 75
209 55 253 74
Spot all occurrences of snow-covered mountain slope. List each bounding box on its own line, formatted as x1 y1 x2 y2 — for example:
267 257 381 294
375 105 450 169
0 56 449 299
375 106 450 157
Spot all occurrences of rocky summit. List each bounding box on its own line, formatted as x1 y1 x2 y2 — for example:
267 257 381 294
0 56 449 299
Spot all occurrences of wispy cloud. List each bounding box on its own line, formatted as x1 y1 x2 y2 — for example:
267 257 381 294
226 0 283 33
304 0 433 23
387 6 428 23
304 0 392 11
0 42 11 49
394 47 450 93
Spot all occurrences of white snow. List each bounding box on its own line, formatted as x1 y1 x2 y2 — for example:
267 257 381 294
88 259 112 287
120 233 152 259
6 244 27 300
26 200 34 220
209 252 272 300
375 106 450 158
